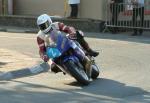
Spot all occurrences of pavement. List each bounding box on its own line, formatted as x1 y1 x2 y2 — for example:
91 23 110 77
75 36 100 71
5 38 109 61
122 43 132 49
0 30 150 103
0 48 38 72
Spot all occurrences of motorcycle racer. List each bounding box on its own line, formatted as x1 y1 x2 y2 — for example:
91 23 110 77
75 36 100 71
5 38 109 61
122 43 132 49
36 14 93 77
37 14 99 62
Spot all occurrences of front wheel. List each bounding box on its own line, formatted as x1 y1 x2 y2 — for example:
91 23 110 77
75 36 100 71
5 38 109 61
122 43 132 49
64 60 90 85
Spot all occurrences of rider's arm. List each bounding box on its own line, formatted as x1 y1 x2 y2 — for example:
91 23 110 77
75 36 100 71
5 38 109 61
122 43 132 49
37 37 46 54
58 22 76 34
37 36 49 62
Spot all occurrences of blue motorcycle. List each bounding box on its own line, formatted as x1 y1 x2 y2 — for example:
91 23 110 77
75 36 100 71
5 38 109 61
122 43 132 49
46 32 100 85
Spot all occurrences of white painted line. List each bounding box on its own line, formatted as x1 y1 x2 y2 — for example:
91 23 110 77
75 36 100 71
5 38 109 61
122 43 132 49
0 72 13 80
0 35 35 40
29 65 45 74
7 29 26 33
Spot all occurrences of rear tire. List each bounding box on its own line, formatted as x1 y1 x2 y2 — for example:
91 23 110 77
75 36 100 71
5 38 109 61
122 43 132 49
91 64 100 79
64 60 90 85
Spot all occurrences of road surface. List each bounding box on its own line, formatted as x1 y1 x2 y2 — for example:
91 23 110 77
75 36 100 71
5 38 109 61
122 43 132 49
0 32 150 103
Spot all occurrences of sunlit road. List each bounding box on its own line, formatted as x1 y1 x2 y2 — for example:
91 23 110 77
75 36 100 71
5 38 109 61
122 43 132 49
0 32 150 103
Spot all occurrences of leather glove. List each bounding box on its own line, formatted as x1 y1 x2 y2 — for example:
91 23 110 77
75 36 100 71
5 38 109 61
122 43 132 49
42 55 49 62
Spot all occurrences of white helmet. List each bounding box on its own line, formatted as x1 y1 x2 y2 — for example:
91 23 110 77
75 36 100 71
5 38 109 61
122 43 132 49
37 14 52 33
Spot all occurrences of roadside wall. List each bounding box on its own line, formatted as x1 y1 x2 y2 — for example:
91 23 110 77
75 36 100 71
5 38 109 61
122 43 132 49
0 15 103 33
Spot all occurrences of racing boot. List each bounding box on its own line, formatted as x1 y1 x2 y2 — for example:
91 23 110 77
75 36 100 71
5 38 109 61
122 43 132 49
87 48 99 57
82 56 92 79
78 37 99 57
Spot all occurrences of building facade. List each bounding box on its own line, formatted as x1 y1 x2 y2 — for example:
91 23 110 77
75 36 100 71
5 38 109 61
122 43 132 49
13 0 107 20
0 0 150 21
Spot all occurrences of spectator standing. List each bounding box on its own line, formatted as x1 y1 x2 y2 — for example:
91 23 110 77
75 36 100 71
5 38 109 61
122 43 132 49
68 0 80 18
131 0 144 36
110 0 123 33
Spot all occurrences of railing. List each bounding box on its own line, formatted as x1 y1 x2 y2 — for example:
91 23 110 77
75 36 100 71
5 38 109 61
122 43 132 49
103 1 150 32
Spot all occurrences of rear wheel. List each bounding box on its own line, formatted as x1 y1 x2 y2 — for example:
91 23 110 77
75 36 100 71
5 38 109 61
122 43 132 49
91 64 100 79
64 60 90 85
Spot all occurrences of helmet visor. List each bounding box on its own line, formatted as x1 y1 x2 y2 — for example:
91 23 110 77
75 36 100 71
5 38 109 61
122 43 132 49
39 20 50 30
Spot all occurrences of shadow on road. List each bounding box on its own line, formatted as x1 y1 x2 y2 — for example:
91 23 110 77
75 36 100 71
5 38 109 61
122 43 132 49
0 78 149 103
67 78 149 98
83 78 149 97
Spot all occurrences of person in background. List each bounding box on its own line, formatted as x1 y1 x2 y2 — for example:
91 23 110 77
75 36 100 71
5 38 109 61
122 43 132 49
110 0 123 33
68 0 80 18
131 0 144 36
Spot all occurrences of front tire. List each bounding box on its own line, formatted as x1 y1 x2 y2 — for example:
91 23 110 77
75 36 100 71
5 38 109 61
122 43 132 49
64 60 90 85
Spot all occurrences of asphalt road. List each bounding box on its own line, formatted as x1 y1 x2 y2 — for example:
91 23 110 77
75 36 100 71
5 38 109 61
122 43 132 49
0 32 150 103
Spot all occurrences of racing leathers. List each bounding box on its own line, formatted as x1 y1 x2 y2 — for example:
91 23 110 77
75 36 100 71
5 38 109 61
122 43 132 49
37 24 91 77
37 22 99 62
